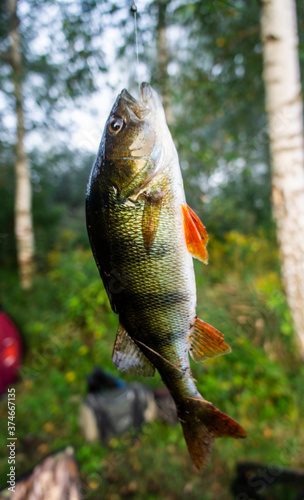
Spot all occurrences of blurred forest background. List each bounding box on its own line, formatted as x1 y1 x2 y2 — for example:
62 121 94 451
0 0 304 499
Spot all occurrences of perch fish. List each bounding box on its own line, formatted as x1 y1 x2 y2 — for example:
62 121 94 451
86 82 247 469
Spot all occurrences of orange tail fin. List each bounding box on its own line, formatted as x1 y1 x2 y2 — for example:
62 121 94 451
180 398 247 469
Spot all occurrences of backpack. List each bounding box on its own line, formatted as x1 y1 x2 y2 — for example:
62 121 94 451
79 382 157 443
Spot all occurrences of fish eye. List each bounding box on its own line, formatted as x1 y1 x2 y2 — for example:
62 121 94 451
108 116 125 134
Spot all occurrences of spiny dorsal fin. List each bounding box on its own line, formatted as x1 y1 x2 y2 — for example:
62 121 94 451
142 192 163 253
182 204 208 264
112 323 155 377
189 317 231 362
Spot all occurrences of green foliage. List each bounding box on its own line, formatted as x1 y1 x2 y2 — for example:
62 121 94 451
30 146 95 263
0 235 303 499
0 145 94 269
47 241 110 331
168 0 267 209
202 165 274 238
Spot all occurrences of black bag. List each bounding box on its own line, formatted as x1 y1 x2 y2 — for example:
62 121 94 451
79 382 157 444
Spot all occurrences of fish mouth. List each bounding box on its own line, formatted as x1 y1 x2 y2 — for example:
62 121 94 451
120 83 158 119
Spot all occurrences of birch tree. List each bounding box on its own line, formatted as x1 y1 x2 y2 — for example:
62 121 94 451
1 0 107 287
260 0 304 355
8 0 34 290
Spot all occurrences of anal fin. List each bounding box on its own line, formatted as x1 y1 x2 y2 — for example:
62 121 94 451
112 323 155 377
189 317 231 362
182 204 208 264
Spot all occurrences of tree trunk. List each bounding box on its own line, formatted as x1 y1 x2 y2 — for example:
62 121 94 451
7 448 82 499
260 0 304 355
155 0 173 124
8 0 34 289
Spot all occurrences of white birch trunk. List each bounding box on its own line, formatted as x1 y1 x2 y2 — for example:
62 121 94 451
8 0 34 289
260 0 304 355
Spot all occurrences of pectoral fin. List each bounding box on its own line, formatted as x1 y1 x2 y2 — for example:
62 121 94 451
182 204 208 263
142 192 163 253
189 317 231 362
112 323 155 377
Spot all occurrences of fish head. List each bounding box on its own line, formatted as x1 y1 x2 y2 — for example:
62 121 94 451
99 82 174 196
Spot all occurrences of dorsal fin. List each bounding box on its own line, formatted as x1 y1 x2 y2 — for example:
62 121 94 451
112 323 155 377
189 317 231 362
182 205 209 264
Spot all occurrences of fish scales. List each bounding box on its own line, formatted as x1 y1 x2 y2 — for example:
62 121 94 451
86 82 247 469
104 175 194 373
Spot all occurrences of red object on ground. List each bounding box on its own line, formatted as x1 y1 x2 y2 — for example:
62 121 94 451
0 311 22 395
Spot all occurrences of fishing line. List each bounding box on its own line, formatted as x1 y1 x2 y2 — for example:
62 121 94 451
135 339 197 382
131 2 140 94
